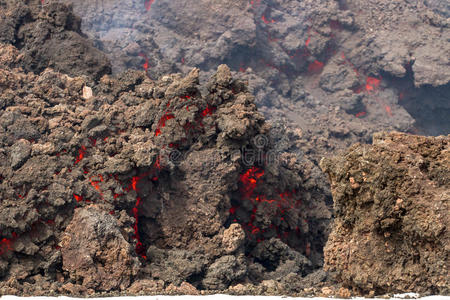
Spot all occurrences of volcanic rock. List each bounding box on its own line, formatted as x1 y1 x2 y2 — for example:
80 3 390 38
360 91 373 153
60 205 140 291
0 0 111 80
320 132 449 294
0 38 331 294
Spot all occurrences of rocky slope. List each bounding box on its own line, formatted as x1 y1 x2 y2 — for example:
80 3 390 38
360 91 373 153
0 0 449 297
0 36 332 294
321 132 449 295
61 0 449 148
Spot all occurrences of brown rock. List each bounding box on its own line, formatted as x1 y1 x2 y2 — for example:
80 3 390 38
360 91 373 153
127 279 165 294
321 132 450 295
222 223 245 254
165 282 199 295
61 205 140 291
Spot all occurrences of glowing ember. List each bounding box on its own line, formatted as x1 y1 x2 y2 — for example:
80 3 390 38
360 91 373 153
385 105 392 116
308 60 324 73
0 233 17 256
239 167 265 200
355 111 367 118
74 146 86 165
132 196 146 259
261 15 275 24
144 0 155 11
138 53 149 72
366 76 381 92
154 112 175 136
73 194 85 203
305 37 311 47
201 105 216 117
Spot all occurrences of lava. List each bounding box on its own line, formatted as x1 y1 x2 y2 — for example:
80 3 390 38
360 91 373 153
0 233 17 256
261 15 275 24
355 111 367 118
305 37 311 47
144 0 155 11
74 146 87 165
239 167 265 200
154 112 175 136
366 76 381 92
308 60 324 74
201 104 216 117
138 53 149 72
132 196 146 259
385 105 392 116
353 76 382 94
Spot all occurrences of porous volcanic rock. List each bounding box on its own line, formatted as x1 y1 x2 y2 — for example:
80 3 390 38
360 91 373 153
0 0 111 80
60 205 140 291
63 0 449 139
0 34 331 294
320 132 449 295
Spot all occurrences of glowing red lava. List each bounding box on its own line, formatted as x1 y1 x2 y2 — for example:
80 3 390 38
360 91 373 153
355 111 367 118
305 37 311 47
366 76 381 92
201 105 216 117
154 112 175 136
0 233 17 256
307 60 324 73
138 53 149 72
239 167 265 200
144 0 155 11
74 146 86 165
73 194 83 202
353 76 382 94
261 15 275 24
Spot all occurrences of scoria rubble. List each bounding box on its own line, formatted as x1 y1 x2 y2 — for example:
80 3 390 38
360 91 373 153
0 0 449 297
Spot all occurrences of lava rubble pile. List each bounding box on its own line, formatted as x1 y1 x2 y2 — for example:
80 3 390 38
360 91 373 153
0 0 449 297
0 41 331 294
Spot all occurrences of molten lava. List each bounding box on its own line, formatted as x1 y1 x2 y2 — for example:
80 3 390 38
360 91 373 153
138 53 149 72
154 112 175 136
144 0 155 11
366 76 381 92
308 60 324 74
0 233 17 256
74 146 86 165
239 167 265 200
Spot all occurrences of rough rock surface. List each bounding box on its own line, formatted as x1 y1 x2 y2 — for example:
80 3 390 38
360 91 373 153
0 0 449 296
62 0 449 140
321 132 449 295
0 0 111 80
60 205 140 291
0 35 331 294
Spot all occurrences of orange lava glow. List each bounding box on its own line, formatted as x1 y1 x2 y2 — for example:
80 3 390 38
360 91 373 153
239 167 265 200
154 113 175 136
144 0 155 11
0 233 17 256
74 146 86 165
308 60 324 73
366 76 381 92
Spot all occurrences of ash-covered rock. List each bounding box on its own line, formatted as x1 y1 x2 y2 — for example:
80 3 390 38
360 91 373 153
320 132 449 295
0 0 111 80
62 0 449 139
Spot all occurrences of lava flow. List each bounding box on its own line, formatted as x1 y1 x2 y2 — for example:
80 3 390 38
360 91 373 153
0 233 17 256
154 112 175 136
144 0 155 11
232 166 302 242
